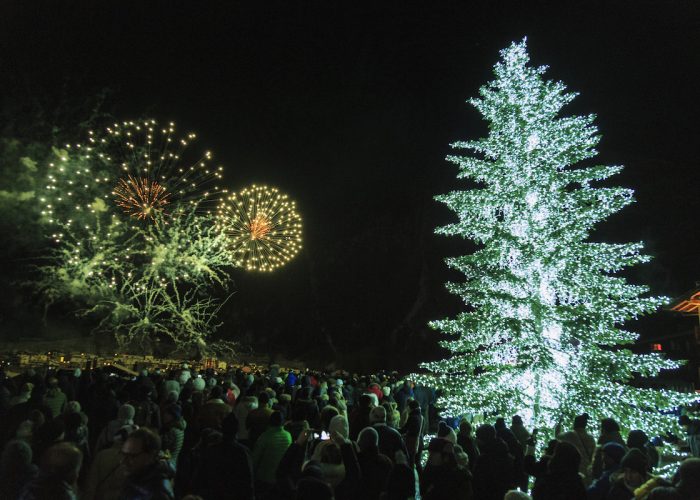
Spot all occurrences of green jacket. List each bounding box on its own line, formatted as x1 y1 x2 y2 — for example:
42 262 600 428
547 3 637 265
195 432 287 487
251 425 292 484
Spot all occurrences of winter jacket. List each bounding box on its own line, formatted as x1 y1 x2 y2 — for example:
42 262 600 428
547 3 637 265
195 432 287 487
83 446 128 500
357 447 393 500
18 472 77 500
161 418 186 466
373 423 408 462
472 437 517 500
251 425 292 485
421 463 473 500
118 460 175 500
531 470 586 500
192 435 254 500
43 389 67 418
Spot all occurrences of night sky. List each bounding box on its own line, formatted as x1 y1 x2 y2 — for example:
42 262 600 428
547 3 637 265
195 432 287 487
1 1 698 370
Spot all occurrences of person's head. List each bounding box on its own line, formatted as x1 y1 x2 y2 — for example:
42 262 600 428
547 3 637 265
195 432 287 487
357 426 379 452
162 404 182 425
548 441 581 475
320 405 339 431
475 424 496 444
544 439 559 457
118 403 136 424
627 429 649 450
329 414 349 441
1 439 33 471
369 405 386 425
676 457 700 495
407 399 420 411
678 415 690 428
437 421 457 444
319 442 342 465
221 412 239 440
620 448 648 488
459 420 472 435
511 415 523 426
504 491 533 500
600 418 620 434
602 442 626 468
121 428 161 475
269 410 284 427
494 417 506 430
258 391 270 408
40 442 83 486
573 413 589 430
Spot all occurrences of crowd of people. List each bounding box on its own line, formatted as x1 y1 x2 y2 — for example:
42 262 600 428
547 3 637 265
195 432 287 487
0 363 698 500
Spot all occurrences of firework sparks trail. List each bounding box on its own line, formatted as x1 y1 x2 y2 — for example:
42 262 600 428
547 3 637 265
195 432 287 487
113 175 171 220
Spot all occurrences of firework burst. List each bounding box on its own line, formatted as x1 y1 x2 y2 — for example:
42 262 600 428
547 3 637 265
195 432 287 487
217 184 302 271
113 175 171 220
41 119 227 235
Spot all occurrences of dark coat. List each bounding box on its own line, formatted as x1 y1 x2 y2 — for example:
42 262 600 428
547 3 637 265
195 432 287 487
119 461 175 500
192 435 254 500
373 423 408 462
531 471 586 500
357 447 393 500
421 463 473 500
472 438 517 500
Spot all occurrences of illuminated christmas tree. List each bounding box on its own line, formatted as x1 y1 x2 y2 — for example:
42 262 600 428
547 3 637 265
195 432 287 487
419 40 697 438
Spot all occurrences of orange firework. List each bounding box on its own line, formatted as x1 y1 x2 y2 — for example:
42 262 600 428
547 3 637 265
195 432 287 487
217 184 303 272
113 175 171 220
248 215 272 240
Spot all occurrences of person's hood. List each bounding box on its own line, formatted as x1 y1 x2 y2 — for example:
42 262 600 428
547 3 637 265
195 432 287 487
320 462 346 488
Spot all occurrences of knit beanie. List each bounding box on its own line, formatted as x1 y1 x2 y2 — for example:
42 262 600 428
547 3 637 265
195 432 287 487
369 406 386 424
328 415 349 440
118 404 136 424
192 377 206 392
437 421 457 444
357 427 379 451
65 400 81 414
602 442 626 464
627 429 649 449
475 424 496 443
620 448 648 475
365 392 379 408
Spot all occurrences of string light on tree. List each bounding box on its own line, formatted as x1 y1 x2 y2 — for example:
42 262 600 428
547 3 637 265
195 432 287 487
414 39 698 444
217 184 302 272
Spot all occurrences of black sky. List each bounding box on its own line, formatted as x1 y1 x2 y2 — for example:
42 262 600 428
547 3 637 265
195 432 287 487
1 1 699 370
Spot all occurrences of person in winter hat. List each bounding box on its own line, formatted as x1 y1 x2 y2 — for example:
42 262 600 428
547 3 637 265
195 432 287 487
472 424 517 500
607 448 651 499
192 376 206 392
592 418 626 479
510 415 530 448
627 429 659 470
587 442 627 500
556 413 596 486
531 441 586 499
437 421 457 444
251 410 292 495
94 403 136 453
370 405 408 464
161 404 186 469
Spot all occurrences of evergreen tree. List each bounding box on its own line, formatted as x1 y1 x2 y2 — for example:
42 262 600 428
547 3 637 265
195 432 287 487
419 40 696 437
